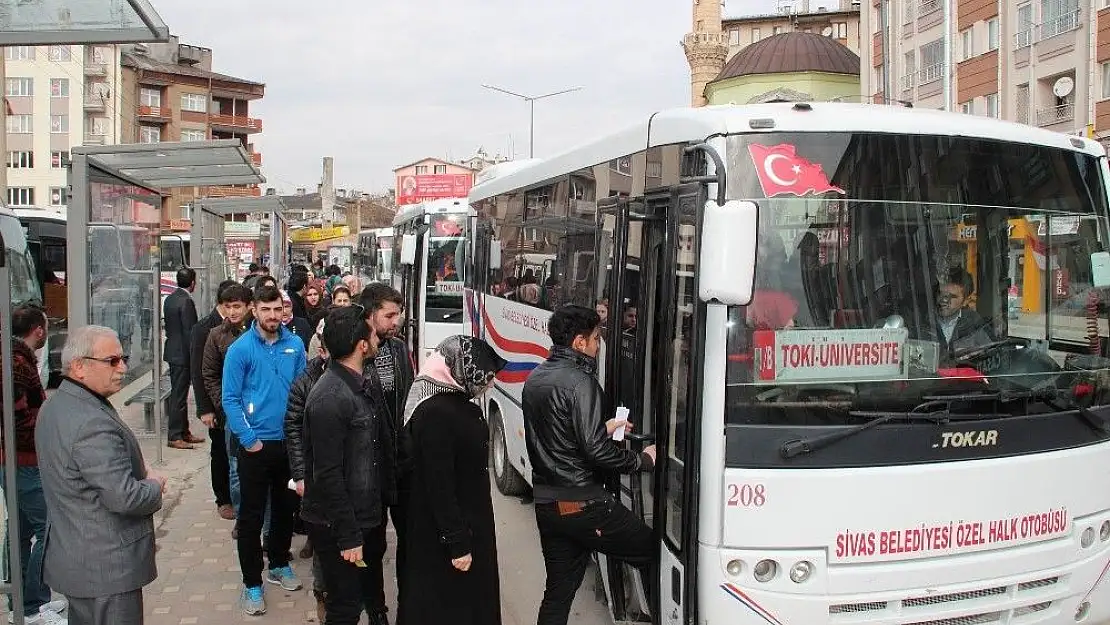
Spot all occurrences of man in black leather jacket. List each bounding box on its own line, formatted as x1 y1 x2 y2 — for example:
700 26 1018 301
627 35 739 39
301 306 387 625
522 304 657 625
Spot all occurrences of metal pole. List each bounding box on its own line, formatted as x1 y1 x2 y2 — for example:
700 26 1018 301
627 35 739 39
150 244 163 466
0 230 26 625
529 99 535 159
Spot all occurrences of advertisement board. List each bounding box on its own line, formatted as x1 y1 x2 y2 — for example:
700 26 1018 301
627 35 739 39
396 174 473 206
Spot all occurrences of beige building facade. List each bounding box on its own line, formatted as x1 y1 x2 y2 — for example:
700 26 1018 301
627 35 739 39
862 0 1110 149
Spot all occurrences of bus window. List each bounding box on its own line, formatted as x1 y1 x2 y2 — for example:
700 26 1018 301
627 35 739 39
426 214 466 317
160 238 188 272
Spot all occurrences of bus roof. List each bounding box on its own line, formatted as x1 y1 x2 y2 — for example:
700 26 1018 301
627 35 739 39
470 102 1106 201
12 208 66 223
358 227 394 237
392 198 469 227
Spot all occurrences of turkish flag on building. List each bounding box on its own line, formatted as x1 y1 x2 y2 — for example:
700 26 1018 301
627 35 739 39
748 143 845 197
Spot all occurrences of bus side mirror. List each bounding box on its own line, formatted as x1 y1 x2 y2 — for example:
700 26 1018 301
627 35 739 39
1093 251 1110 288
698 199 758 306
400 234 418 266
489 239 502 270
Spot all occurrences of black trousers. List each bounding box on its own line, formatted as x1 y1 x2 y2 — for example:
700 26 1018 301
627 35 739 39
236 441 296 587
209 426 231 507
164 363 191 442
534 496 653 625
308 520 388 625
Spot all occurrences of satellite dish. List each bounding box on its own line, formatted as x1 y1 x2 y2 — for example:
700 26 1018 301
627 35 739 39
822 26 833 36
1053 76 1075 98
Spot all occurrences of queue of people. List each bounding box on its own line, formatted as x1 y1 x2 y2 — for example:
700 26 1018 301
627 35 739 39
0 259 672 625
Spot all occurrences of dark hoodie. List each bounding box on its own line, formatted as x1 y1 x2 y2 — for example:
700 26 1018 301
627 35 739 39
201 313 253 427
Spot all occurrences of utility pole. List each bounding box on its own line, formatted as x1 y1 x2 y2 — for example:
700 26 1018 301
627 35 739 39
481 84 582 158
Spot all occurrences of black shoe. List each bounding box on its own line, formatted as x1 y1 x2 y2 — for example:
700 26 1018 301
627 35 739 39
368 612 390 625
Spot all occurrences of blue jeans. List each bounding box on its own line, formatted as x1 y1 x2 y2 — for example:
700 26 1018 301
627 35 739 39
0 467 52 616
226 428 270 536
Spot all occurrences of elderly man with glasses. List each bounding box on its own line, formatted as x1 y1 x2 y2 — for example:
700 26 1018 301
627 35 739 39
35 325 167 625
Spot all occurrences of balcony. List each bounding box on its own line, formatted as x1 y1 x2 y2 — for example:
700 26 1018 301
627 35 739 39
250 151 263 166
900 74 915 91
1036 10 1080 42
1014 30 1032 48
83 63 107 76
83 134 106 145
918 0 940 16
918 63 944 84
83 96 106 111
137 105 172 121
1036 103 1074 126
205 185 262 198
209 114 263 132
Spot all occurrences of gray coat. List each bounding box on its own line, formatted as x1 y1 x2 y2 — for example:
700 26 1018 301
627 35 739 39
35 379 163 598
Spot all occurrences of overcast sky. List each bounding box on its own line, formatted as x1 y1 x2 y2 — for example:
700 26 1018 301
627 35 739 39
152 0 782 194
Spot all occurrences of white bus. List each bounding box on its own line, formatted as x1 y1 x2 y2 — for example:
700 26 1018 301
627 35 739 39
357 227 394 283
466 102 1110 624
390 198 471 369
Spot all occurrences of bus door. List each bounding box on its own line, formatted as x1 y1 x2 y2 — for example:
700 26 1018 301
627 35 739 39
397 221 428 369
598 183 705 625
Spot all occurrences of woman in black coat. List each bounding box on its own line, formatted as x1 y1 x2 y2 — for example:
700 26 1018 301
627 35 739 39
398 335 506 625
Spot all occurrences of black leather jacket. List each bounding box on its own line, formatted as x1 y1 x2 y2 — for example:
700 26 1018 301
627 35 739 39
284 356 327 482
522 346 650 502
300 361 383 548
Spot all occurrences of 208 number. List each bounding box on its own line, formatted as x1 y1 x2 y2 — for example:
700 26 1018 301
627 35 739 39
727 483 766 507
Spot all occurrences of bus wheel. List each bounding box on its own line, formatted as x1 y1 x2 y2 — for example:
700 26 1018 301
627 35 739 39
491 410 527 496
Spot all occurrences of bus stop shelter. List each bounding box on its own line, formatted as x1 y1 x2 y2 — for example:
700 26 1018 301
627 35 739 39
197 195 292 284
65 140 264 464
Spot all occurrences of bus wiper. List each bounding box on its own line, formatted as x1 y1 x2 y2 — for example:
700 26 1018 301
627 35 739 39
442 310 464 321
780 409 957 459
945 388 1110 436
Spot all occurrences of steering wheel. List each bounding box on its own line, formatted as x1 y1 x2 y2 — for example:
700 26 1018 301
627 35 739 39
951 337 1031 362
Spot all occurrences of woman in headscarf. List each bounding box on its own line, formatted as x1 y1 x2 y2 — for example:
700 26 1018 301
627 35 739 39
280 289 314 350
397 336 507 625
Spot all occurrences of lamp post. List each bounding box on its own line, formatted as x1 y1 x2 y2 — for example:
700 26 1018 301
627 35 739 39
482 84 583 158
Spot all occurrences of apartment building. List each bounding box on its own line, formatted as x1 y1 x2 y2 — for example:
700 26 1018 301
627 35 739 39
723 0 863 59
119 37 265 222
4 44 123 209
862 0 1110 150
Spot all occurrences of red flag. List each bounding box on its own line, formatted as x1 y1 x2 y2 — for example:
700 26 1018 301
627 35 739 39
748 143 845 197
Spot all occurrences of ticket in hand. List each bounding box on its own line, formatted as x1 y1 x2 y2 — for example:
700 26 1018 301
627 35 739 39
612 406 630 442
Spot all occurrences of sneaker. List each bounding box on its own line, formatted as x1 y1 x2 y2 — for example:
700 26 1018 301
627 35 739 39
265 565 302 591
40 600 67 615
241 586 266 615
25 609 67 625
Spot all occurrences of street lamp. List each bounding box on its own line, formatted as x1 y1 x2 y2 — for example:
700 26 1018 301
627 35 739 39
482 84 583 158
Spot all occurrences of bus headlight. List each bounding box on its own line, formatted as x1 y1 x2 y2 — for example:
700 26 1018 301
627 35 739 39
725 559 743 577
753 559 778 582
1082 527 1096 549
1101 520 1110 542
789 561 814 584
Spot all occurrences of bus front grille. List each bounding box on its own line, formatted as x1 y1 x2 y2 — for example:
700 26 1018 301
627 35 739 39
904 612 1003 625
902 586 1007 608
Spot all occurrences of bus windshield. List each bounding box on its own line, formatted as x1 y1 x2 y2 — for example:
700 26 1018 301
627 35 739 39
426 213 465 317
160 237 188 272
0 214 42 307
723 132 1110 437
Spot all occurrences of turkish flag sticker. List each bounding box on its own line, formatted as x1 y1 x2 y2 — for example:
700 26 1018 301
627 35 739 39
748 143 846 198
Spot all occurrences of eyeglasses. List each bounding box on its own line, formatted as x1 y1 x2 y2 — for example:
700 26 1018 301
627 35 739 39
83 355 129 367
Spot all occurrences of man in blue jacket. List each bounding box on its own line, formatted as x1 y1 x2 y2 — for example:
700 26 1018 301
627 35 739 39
222 285 307 616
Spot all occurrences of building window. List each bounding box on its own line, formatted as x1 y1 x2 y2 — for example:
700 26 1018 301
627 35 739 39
415 165 429 174
434 165 447 174
1016 4 1033 47
920 39 945 82
729 29 740 45
7 188 34 207
50 151 67 168
1103 63 1110 99
902 51 916 90
50 78 69 98
5 78 32 97
49 187 67 207
6 115 32 134
91 46 109 64
139 88 161 107
961 100 974 115
139 126 161 144
960 28 974 60
987 18 1000 51
985 93 999 117
751 28 761 42
4 47 33 61
1017 83 1030 123
832 22 848 38
180 93 207 113
48 46 71 62
7 152 33 169
180 129 206 142
773 26 784 35
88 116 109 136
50 115 68 134
1039 0 1080 41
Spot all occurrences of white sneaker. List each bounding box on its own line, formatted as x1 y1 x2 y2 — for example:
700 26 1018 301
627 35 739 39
25 609 67 625
39 600 66 615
